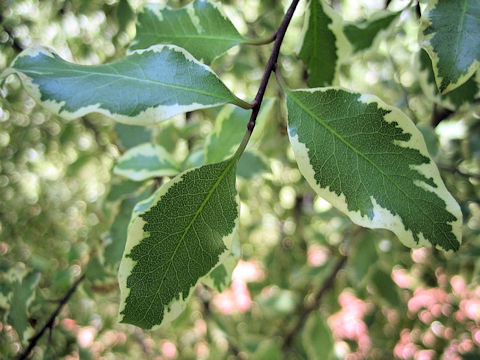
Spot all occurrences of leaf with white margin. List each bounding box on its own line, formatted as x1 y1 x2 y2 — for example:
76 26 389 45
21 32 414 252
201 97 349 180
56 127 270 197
418 49 479 110
2 45 249 125
130 0 245 64
420 0 480 94
114 143 180 181
118 157 239 329
205 99 275 164
284 87 462 251
298 0 350 86
202 232 241 292
344 10 400 53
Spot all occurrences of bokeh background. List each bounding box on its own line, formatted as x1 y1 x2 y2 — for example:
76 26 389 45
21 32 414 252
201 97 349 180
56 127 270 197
1 0 479 359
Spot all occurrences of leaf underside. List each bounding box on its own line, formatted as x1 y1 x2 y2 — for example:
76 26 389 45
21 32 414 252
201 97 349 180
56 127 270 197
130 0 244 64
421 0 480 93
286 87 462 251
5 45 240 125
119 159 238 329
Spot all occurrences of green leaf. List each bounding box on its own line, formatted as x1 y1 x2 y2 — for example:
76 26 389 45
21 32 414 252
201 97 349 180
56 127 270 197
344 11 400 53
420 0 480 94
130 0 245 64
371 267 402 307
285 87 462 251
298 0 349 86
202 233 241 292
302 313 334 360
3 45 248 125
205 99 275 164
348 232 378 286
114 143 179 181
118 158 239 328
237 151 270 179
114 123 153 150
418 49 478 110
7 271 40 341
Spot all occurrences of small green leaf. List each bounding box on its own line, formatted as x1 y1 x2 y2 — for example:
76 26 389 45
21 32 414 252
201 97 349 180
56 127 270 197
371 267 402 307
3 45 248 125
130 0 245 64
298 0 349 86
114 123 153 150
418 49 478 110
237 151 270 179
114 143 179 181
420 0 480 94
348 232 378 286
285 87 462 251
205 99 275 164
302 313 334 360
7 271 40 341
344 11 400 53
118 158 239 328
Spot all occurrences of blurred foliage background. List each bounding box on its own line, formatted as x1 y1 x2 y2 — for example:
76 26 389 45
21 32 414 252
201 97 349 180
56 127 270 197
1 0 479 359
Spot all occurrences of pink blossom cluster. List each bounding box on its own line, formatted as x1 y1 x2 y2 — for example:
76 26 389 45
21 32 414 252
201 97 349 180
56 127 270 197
212 260 264 315
391 267 480 359
328 290 371 359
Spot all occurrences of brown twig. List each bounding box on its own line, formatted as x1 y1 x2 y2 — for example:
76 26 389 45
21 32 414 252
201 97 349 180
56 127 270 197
246 0 300 134
282 255 348 351
14 274 86 360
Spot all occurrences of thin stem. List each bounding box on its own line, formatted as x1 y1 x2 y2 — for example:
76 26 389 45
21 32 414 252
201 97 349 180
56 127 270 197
14 274 86 360
232 95 255 110
243 32 277 46
232 0 300 160
282 255 348 351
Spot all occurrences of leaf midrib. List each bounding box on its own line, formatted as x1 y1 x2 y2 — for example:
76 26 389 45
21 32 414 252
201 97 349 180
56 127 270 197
21 66 235 104
139 158 236 323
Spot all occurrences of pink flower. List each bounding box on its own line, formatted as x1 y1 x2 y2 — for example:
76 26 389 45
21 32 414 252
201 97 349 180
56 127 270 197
307 244 329 267
232 260 264 282
328 291 371 356
392 268 414 289
414 349 435 360
394 329 418 359
161 340 177 359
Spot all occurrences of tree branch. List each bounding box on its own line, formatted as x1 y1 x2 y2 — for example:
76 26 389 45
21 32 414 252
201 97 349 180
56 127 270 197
438 163 480 180
14 274 86 360
282 255 348 351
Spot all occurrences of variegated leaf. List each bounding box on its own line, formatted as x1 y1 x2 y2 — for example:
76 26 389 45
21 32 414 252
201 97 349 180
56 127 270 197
298 0 350 86
2 45 249 125
130 0 246 64
418 49 479 110
118 157 239 328
285 87 462 251
114 143 180 181
420 0 480 94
